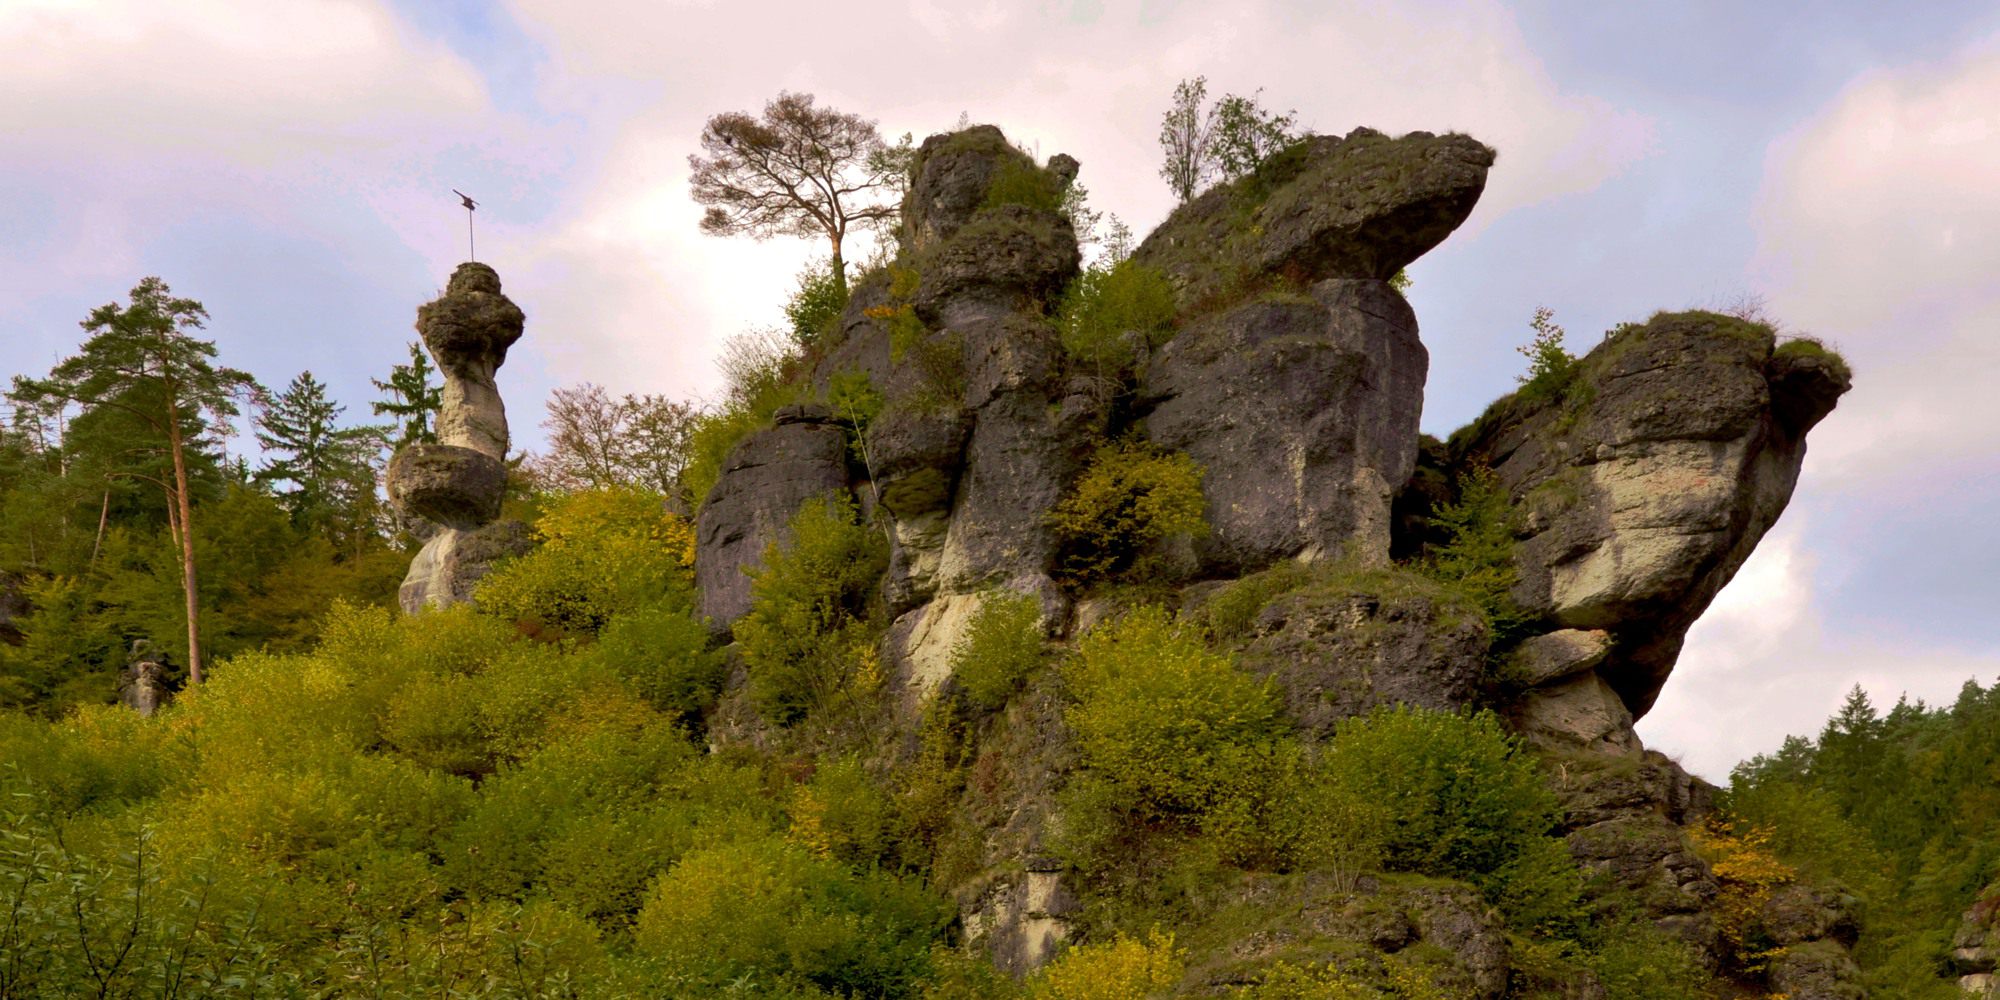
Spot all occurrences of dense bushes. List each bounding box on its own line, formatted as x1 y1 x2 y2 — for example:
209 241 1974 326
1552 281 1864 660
475 485 697 637
735 495 889 725
634 833 949 996
1056 259 1177 372
1049 440 1207 588
950 590 1046 710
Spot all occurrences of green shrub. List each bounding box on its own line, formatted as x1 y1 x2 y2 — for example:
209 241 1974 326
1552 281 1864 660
1317 707 1560 895
1201 562 1315 641
1234 959 1454 999
1064 607 1281 824
474 486 697 637
1056 260 1178 372
1515 306 1579 405
1585 920 1710 1000
951 590 1046 711
983 157 1065 214
1050 440 1207 588
633 833 950 997
787 754 899 867
1421 468 1530 642
591 598 725 727
735 495 889 725
786 257 850 350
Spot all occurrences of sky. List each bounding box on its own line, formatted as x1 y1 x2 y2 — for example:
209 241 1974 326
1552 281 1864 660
4 0 1998 780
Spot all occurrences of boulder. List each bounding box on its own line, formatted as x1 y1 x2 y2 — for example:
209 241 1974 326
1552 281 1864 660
115 641 174 717
1136 128 1494 311
393 263 528 613
914 205 1080 319
693 412 853 631
1761 884 1860 949
1451 312 1851 720
385 444 507 529
1141 278 1426 572
902 125 1027 252
1506 628 1612 687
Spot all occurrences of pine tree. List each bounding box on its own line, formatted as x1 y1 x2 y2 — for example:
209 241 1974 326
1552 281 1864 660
254 371 379 543
8 277 260 683
371 342 442 448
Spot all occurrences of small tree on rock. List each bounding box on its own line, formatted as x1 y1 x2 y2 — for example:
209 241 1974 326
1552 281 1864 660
688 92 902 294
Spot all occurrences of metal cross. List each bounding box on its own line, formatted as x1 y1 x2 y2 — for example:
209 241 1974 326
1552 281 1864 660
452 189 479 261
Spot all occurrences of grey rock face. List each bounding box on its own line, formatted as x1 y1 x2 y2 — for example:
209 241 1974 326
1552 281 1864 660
1452 312 1851 724
1142 278 1426 573
391 262 529 613
1136 128 1494 311
901 125 1026 252
693 411 852 632
116 642 174 717
1233 571 1489 737
913 205 1080 320
1765 940 1867 1000
385 444 506 529
398 520 535 615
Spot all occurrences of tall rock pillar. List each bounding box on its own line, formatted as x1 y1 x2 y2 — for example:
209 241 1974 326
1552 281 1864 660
387 262 533 613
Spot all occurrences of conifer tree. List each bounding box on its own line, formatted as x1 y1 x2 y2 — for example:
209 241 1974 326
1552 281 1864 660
371 341 442 448
8 277 259 683
254 371 379 542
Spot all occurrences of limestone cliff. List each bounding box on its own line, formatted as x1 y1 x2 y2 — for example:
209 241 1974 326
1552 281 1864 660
680 123 1855 995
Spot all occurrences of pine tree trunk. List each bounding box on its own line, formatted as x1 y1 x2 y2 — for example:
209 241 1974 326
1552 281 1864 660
90 489 110 565
165 397 204 684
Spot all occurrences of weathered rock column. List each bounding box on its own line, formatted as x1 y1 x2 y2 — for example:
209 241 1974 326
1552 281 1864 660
388 262 533 613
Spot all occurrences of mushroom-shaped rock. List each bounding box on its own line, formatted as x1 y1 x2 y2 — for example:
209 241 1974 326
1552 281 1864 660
392 262 532 614
418 261 525 459
1136 127 1495 310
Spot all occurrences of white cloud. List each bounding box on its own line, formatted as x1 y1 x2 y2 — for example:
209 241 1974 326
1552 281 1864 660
496 0 1655 401
1646 33 2000 780
0 0 532 313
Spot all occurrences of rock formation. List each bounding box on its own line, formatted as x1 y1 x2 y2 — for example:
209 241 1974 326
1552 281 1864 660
1956 885 2000 997
388 262 534 613
686 122 1858 994
1133 129 1491 574
1448 313 1852 748
115 639 173 717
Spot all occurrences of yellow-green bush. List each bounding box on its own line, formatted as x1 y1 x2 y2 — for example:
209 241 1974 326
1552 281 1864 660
1030 930 1183 1000
951 590 1046 711
475 486 697 637
633 832 950 997
736 495 889 725
1050 441 1207 587
1314 707 1563 901
589 597 726 727
1063 607 1281 824
1056 260 1178 372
